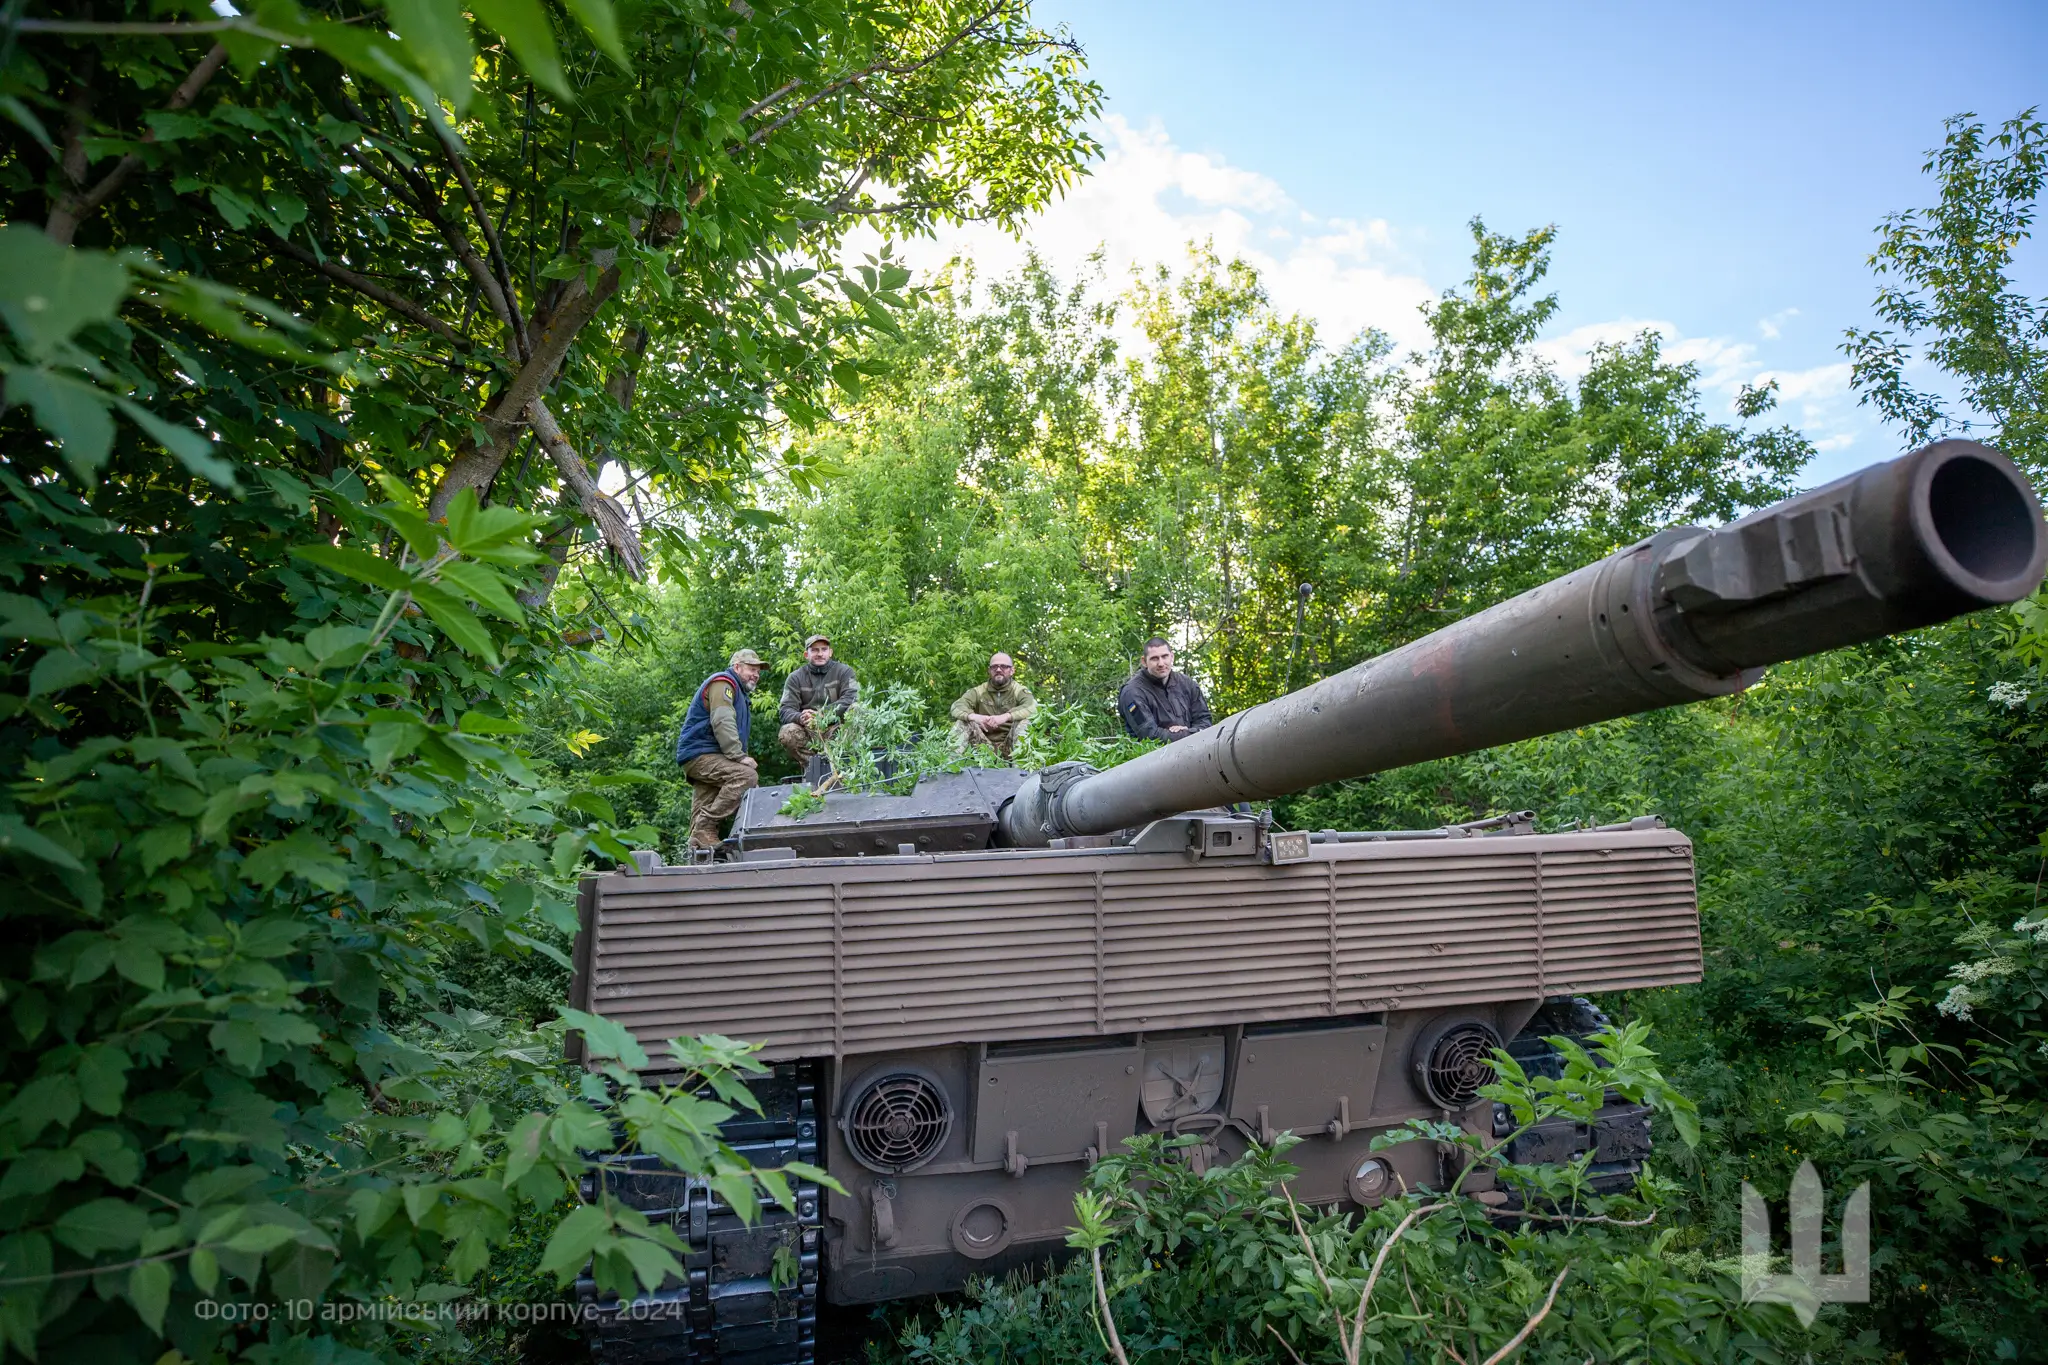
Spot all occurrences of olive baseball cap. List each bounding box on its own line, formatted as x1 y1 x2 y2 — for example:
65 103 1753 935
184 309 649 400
729 648 764 667
803 633 831 648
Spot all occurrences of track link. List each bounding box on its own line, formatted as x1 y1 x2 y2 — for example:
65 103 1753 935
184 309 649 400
1492 998 1655 1203
577 1062 823 1364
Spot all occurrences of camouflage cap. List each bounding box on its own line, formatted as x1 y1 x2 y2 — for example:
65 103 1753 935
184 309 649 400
728 648 764 668
803 633 831 648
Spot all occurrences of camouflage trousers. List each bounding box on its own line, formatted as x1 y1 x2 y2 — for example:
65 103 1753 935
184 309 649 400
948 718 1020 761
682 753 757 849
777 720 839 767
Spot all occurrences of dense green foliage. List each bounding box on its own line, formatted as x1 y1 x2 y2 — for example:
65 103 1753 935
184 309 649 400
0 1 1095 1360
907 1024 1802 1365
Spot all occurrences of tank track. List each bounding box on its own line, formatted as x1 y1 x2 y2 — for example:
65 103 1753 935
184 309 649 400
576 1062 823 1364
1490 998 1655 1204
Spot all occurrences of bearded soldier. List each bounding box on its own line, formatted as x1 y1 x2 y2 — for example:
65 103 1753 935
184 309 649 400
673 649 764 850
948 652 1036 761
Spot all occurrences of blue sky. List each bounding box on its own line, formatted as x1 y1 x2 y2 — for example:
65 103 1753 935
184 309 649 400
916 0 2045 484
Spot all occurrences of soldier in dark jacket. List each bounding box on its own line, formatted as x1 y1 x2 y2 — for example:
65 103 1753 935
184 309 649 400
1118 637 1213 743
674 649 764 849
777 634 859 766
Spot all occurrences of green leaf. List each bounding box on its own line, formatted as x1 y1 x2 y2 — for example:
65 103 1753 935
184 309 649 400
221 1223 298 1255
565 790 618 822
240 833 345 891
0 593 62 644
501 1112 547 1188
291 543 417 594
562 0 627 65
388 0 475 107
235 918 309 958
7 368 116 477
0 95 56 157
1 1075 81 1141
76 1045 130 1116
538 1203 612 1284
10 991 48 1045
52 1198 150 1255
366 720 427 771
410 581 499 663
71 1129 140 1187
27 647 98 696
546 1102 611 1154
559 1009 649 1070
436 560 527 622
133 824 192 878
0 1147 83 1201
208 1019 264 1071
112 937 165 990
456 710 528 736
0 227 129 358
188 1244 220 1296
472 0 569 96
113 398 238 488
303 623 373 666
0 814 86 871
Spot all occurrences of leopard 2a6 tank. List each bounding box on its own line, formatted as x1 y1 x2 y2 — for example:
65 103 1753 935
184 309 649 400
568 440 2047 1364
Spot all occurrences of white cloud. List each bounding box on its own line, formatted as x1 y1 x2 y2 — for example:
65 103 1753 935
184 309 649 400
1528 318 1860 454
1758 307 1800 340
846 115 1882 478
873 115 1438 353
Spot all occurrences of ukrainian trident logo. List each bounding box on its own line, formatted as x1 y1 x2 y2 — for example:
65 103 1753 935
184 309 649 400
1741 1160 1871 1325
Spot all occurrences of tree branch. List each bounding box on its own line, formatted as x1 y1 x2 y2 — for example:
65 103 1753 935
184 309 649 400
46 42 228 245
431 120 528 361
1478 1266 1570 1365
338 89 522 357
1352 1203 1448 1359
738 77 804 122
732 1 1009 153
427 260 622 517
527 396 646 580
271 238 471 347
1088 1245 1131 1365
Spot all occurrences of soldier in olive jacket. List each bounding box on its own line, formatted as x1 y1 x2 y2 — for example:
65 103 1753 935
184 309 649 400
777 633 859 766
949 652 1036 761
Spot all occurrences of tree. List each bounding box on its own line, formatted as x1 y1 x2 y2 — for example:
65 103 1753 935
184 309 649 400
7 0 1101 594
0 2 1102 1358
1843 108 2047 473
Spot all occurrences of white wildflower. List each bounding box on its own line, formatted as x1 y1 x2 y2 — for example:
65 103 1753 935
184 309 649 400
1948 955 2017 985
1937 984 1977 1021
2014 916 2048 945
2032 782 2048 799
1988 681 2031 709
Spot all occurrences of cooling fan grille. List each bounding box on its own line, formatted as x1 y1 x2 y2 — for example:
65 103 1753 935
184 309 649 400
1418 1022 1502 1109
844 1070 952 1173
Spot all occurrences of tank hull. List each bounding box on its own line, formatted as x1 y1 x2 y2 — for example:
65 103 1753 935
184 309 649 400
572 824 1699 1062
571 822 1690 1325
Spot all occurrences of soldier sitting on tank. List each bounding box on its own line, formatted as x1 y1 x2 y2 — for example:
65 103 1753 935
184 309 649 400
674 649 764 850
1119 637 1213 743
949 652 1037 760
777 633 859 767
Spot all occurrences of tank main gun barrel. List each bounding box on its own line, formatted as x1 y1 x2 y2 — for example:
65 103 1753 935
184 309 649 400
997 440 2048 847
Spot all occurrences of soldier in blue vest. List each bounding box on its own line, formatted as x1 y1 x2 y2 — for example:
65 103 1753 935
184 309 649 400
673 648 765 850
